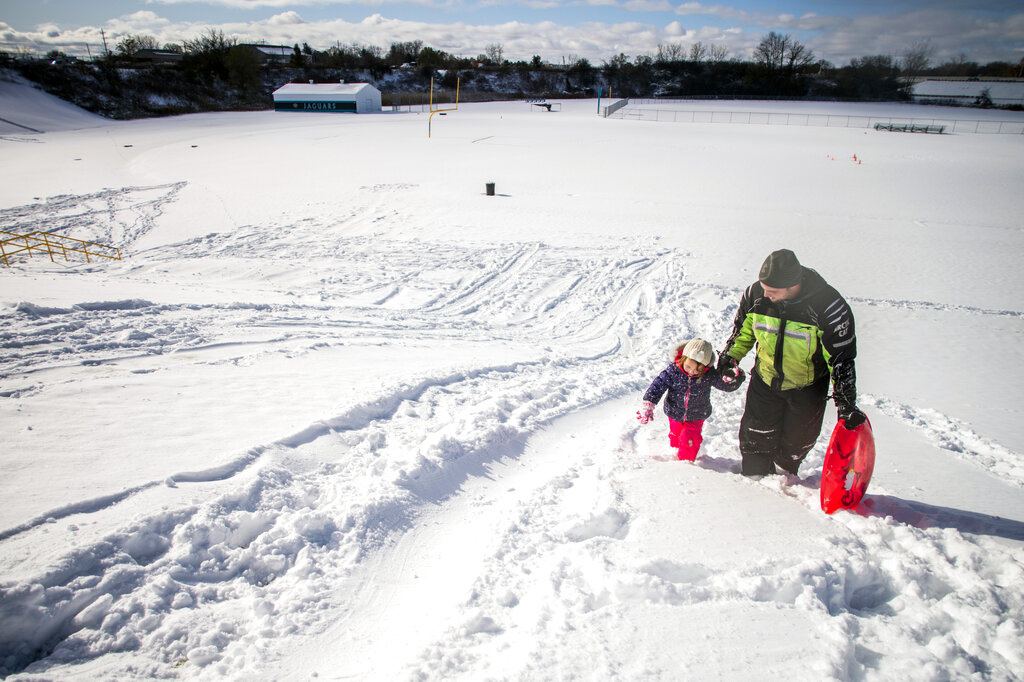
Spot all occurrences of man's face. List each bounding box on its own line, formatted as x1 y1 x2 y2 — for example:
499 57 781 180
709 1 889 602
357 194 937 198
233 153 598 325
761 282 801 302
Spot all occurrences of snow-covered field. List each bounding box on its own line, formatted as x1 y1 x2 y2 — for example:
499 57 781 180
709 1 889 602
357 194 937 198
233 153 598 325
2 74 1024 680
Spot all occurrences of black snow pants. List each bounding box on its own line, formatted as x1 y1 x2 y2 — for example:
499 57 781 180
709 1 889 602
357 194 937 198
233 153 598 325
738 372 830 476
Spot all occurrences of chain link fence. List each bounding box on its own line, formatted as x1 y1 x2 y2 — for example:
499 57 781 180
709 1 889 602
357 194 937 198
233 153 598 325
606 99 1024 134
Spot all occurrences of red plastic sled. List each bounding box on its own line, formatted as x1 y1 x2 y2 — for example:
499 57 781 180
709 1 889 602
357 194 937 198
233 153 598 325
820 416 875 514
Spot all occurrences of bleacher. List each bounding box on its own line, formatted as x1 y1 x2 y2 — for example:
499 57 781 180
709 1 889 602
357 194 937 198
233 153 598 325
526 98 560 112
874 122 946 134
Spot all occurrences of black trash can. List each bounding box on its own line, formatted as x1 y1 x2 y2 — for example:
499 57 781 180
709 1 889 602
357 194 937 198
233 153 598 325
485 182 495 196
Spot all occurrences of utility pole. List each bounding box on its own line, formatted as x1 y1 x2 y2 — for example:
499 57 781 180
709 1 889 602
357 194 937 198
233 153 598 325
101 29 110 58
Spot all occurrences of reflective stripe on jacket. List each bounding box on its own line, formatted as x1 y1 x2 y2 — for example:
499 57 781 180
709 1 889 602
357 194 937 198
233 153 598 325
723 267 855 391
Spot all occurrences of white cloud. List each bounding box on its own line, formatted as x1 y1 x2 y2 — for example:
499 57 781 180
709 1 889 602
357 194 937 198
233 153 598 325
149 0 291 7
674 2 744 20
1 5 1020 65
149 0 459 7
0 10 690 61
477 0 564 8
105 11 173 34
120 11 172 27
805 9 1024 65
149 0 335 6
623 0 675 12
268 11 307 25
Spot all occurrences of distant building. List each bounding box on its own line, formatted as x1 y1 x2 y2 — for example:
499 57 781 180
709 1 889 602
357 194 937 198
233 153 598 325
133 49 183 64
272 82 383 113
910 78 1024 107
236 44 295 65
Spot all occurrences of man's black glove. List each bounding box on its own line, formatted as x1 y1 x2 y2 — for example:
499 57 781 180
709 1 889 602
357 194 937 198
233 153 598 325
837 403 867 430
717 353 742 384
717 352 737 373
832 360 865 429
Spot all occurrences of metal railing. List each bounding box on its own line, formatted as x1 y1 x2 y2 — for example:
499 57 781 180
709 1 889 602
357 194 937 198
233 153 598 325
600 98 630 118
608 101 1024 134
1 230 121 266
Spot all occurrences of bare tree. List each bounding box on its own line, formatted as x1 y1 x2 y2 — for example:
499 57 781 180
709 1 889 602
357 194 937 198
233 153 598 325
688 41 708 62
115 34 159 56
754 32 814 71
708 43 729 63
655 43 685 63
226 45 261 94
901 39 933 78
937 52 979 77
183 28 235 56
485 43 504 65
754 32 786 69
386 40 423 66
787 41 815 69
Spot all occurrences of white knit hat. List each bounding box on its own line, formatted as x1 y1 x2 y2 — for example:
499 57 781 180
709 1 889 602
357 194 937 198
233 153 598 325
682 338 714 366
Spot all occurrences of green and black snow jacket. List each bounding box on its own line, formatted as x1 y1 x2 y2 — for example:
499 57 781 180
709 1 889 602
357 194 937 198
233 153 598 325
722 267 856 393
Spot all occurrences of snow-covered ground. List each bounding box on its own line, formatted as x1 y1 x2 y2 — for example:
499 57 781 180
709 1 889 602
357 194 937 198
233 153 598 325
2 74 1024 680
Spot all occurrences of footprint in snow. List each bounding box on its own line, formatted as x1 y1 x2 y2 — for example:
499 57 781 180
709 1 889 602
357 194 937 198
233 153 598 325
566 508 630 542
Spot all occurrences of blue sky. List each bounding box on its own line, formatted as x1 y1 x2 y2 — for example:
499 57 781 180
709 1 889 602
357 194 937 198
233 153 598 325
1 0 1022 65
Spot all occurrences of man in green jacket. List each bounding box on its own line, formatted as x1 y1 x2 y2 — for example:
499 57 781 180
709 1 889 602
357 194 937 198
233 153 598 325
718 249 866 476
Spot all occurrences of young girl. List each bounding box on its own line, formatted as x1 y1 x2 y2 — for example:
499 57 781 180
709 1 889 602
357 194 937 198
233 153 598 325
637 338 745 461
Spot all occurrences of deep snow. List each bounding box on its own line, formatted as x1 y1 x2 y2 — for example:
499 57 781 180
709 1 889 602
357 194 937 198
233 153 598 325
1 74 1024 681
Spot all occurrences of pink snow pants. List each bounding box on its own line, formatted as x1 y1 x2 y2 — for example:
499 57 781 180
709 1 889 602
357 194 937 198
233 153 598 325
668 418 705 461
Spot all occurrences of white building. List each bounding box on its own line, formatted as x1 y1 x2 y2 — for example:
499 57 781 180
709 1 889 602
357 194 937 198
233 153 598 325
909 78 1024 107
272 82 382 114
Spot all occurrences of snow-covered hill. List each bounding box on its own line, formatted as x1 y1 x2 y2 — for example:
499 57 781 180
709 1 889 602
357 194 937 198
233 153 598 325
1 83 1023 680
0 71 107 134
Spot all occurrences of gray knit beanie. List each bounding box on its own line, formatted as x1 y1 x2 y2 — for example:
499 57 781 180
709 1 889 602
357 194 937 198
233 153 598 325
759 249 803 288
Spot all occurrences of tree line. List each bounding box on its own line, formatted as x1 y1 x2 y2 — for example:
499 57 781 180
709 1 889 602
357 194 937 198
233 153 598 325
6 29 1023 118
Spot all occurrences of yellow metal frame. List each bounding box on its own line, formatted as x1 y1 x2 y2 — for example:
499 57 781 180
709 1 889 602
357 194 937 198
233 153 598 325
1 230 121 267
428 76 460 138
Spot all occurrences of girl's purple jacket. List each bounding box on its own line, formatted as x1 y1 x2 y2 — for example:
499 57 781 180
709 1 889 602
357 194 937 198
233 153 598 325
643 361 744 423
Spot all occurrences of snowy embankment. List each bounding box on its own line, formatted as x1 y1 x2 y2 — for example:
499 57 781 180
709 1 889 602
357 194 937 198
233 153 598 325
1 79 1023 680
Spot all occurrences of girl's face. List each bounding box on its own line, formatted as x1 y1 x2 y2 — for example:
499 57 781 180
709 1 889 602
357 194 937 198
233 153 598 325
682 357 707 377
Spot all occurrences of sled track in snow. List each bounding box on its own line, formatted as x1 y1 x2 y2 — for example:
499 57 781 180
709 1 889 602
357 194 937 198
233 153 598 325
0 238 683 378
864 395 1024 488
853 296 1024 320
1 240 730 676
